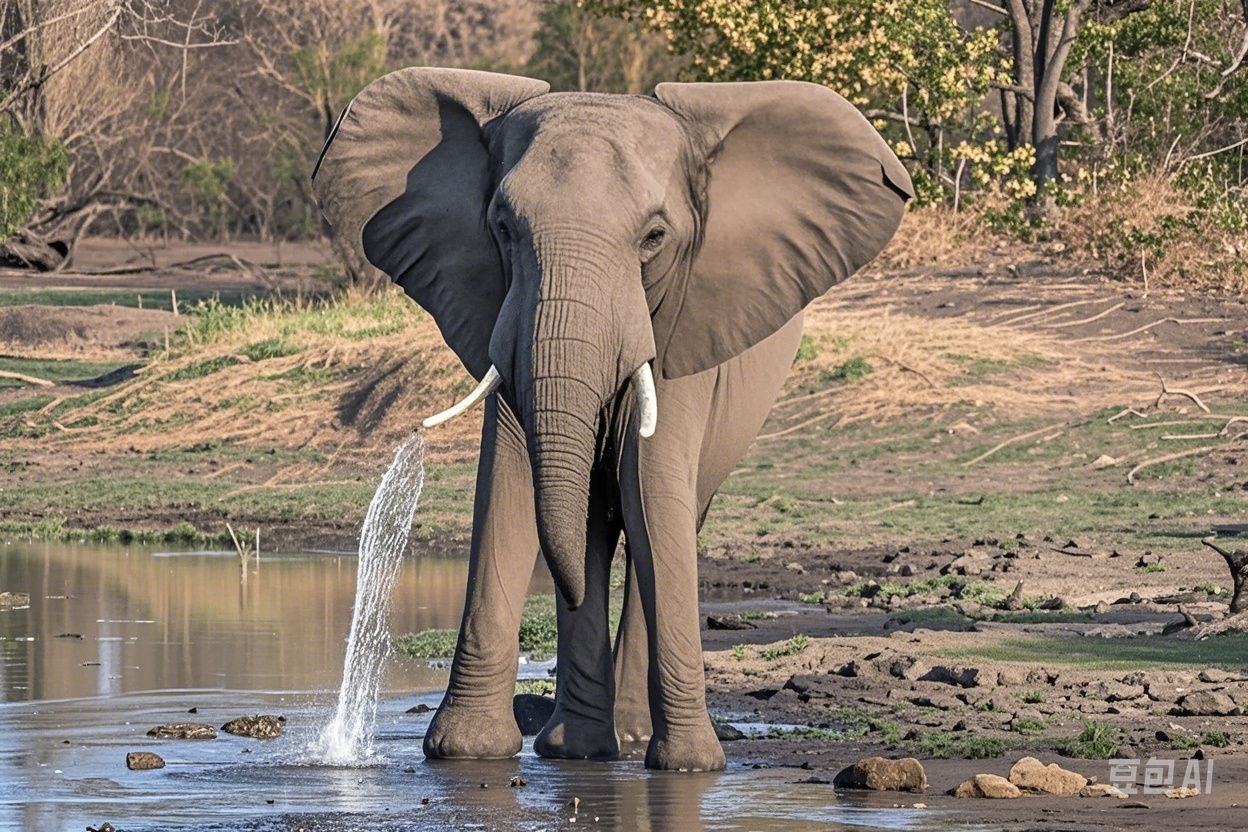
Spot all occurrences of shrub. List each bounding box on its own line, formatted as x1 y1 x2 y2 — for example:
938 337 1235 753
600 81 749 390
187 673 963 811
0 122 69 240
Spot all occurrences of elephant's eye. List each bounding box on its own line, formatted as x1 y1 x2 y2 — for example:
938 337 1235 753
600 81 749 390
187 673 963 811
641 226 666 253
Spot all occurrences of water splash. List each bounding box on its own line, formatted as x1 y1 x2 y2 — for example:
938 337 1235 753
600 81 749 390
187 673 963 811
312 432 426 765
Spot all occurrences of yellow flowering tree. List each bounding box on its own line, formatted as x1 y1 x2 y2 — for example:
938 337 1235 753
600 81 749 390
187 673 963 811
588 0 1009 205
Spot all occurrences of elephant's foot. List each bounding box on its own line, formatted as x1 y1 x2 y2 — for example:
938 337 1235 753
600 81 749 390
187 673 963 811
534 709 619 760
645 722 726 771
423 699 521 760
614 707 652 744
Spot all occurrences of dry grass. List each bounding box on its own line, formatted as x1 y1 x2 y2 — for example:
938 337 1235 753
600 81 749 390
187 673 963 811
765 292 1162 438
876 207 1006 271
14 287 484 464
1055 173 1248 294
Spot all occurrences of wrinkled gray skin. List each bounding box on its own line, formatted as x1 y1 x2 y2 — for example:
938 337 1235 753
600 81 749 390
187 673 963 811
312 68 911 771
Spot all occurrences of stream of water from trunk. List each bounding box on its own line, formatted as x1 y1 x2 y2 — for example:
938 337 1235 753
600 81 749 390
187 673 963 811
311 432 426 765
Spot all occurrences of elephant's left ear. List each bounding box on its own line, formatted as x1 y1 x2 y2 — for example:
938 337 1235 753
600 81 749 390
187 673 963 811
652 81 912 378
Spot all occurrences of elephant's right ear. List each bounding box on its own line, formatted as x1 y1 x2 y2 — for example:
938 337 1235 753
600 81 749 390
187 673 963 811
312 68 549 380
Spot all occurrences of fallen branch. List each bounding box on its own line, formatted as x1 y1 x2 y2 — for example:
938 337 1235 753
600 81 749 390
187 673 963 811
1043 301 1125 329
1126 435 1245 484
871 354 937 388
1107 408 1148 423
1152 373 1211 413
0 369 54 387
1161 432 1219 440
756 410 841 442
1075 317 1225 343
962 424 1061 467
1130 416 1242 430
993 296 1115 328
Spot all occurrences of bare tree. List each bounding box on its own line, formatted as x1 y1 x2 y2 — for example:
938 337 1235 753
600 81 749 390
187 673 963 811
0 0 229 269
978 0 1153 208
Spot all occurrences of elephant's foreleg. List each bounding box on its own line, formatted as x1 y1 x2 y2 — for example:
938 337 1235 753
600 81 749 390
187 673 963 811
618 373 725 772
424 397 539 760
613 548 652 744
534 467 621 759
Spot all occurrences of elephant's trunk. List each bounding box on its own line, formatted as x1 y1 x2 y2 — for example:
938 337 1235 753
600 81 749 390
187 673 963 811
518 242 617 610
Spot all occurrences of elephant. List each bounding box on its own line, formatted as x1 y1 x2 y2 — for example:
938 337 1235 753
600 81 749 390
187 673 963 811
312 67 911 771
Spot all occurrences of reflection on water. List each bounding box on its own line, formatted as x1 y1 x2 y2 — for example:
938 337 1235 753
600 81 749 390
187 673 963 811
0 544 942 831
0 690 939 832
0 542 549 701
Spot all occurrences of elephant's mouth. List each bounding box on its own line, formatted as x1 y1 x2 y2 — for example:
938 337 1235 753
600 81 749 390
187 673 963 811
422 361 656 438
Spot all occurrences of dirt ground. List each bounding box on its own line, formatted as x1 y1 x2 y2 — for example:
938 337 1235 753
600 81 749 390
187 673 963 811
2 232 1248 828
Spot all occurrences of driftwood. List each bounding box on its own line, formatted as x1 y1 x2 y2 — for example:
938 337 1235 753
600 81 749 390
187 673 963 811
0 369 53 387
1152 373 1211 413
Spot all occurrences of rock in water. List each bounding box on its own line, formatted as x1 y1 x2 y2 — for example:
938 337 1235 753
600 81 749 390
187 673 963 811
833 756 928 792
126 752 165 770
512 694 555 736
221 715 284 739
713 722 746 742
1008 756 1087 795
147 723 216 739
951 774 1020 799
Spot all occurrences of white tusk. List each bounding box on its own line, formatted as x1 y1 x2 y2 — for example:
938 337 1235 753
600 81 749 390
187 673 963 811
422 366 502 429
632 362 658 438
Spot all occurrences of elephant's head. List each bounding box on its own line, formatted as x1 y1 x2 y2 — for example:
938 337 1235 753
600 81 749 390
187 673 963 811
312 68 911 607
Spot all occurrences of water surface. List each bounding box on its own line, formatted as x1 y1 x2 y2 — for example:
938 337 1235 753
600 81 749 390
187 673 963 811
0 543 943 831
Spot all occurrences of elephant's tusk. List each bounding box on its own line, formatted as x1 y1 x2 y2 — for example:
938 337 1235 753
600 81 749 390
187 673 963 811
421 366 502 429
633 362 658 438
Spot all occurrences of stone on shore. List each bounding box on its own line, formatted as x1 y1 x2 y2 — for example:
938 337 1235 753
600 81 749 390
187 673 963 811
833 756 927 792
951 774 1020 799
1008 756 1087 796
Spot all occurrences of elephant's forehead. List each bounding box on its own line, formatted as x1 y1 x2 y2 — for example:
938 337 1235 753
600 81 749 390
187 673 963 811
497 95 686 211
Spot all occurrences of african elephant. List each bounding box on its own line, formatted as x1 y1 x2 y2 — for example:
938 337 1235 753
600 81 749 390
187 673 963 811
312 68 911 771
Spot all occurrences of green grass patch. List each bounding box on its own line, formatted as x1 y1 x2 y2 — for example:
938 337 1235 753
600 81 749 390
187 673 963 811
908 731 1007 759
0 517 225 546
1060 721 1121 760
241 338 301 361
164 355 240 381
515 679 556 697
941 634 1248 673
822 356 873 385
760 634 810 661
1012 717 1048 735
0 356 131 387
393 629 458 659
1172 730 1230 750
0 395 52 416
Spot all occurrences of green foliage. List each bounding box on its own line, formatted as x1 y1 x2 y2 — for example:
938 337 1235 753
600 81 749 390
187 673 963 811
595 0 1004 202
0 121 69 240
1061 721 1122 760
519 595 560 657
165 356 241 382
909 731 1006 759
760 633 810 660
822 356 873 386
241 338 302 362
393 629 458 659
793 334 819 364
515 678 557 696
1011 717 1047 735
289 32 390 116
532 0 679 93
